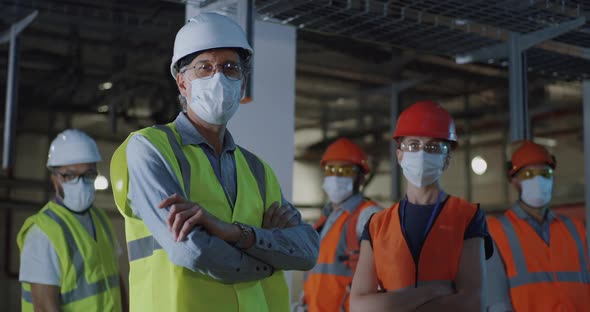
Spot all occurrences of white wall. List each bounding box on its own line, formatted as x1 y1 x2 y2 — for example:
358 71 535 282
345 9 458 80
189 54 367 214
228 20 296 202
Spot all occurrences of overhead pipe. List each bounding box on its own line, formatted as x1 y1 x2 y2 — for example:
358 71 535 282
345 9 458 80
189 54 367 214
1 11 38 177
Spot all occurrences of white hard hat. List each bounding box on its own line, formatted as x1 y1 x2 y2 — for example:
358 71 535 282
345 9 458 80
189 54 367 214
47 129 102 167
170 12 253 78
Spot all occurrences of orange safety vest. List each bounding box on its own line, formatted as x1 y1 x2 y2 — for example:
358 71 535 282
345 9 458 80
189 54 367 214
303 200 378 312
488 209 590 312
370 195 478 291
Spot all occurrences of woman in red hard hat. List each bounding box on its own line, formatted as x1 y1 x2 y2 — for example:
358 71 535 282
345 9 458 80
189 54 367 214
350 101 492 311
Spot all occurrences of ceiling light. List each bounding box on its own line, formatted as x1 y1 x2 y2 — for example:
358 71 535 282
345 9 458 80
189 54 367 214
471 156 488 176
99 81 113 91
454 19 468 26
94 175 109 191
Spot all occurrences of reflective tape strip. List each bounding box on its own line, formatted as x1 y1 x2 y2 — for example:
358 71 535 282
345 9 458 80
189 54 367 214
93 208 115 249
239 146 267 208
498 214 590 288
43 209 119 304
43 210 84 269
310 263 352 277
22 286 32 303
497 215 529 276
61 274 119 304
558 215 590 283
154 125 192 199
127 235 162 262
556 271 587 283
509 271 553 288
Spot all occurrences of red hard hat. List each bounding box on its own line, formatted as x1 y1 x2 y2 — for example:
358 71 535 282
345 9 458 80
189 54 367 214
321 138 370 173
508 140 556 177
393 101 457 143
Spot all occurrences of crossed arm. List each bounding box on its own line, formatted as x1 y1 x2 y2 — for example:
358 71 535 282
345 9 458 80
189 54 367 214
350 238 486 312
126 135 319 284
414 238 486 312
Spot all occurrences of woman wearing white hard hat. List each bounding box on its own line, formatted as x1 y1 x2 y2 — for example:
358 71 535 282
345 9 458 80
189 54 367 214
17 129 125 312
111 12 319 312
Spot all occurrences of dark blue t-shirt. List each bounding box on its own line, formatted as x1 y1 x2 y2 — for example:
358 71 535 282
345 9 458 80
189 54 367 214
361 196 493 261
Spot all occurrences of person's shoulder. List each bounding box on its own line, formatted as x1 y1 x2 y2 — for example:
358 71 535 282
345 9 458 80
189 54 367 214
126 128 165 157
371 204 396 221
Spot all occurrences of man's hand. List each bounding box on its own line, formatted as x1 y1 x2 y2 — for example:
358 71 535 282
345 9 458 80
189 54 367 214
159 194 232 242
262 202 299 229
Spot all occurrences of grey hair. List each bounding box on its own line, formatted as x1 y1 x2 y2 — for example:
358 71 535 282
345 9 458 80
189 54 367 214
174 48 251 112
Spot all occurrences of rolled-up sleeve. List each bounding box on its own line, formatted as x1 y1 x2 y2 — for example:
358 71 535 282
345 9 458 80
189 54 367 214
246 195 319 271
126 134 272 283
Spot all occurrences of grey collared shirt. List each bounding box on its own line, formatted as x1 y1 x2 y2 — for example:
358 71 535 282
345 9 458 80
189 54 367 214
485 202 556 312
318 193 382 240
126 113 319 284
510 202 555 245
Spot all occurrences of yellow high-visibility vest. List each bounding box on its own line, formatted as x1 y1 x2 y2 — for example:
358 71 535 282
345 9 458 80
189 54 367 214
17 201 122 312
110 123 289 312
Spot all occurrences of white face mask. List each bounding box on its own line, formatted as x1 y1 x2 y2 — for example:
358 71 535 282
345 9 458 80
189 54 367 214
520 176 553 208
400 150 446 188
322 176 354 204
189 73 242 125
61 179 95 213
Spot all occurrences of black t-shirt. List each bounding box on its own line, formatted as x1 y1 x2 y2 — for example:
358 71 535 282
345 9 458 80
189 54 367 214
361 198 493 260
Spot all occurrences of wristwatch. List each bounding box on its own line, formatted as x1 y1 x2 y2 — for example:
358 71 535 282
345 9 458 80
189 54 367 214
233 221 253 249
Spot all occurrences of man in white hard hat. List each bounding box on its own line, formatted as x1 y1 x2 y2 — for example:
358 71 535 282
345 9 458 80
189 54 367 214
110 12 319 312
17 129 125 312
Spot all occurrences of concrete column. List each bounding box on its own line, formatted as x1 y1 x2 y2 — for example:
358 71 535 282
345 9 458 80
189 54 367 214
390 86 401 201
508 32 530 141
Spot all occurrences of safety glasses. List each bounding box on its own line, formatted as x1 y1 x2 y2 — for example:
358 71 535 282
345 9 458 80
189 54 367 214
516 168 554 180
324 165 358 177
55 170 98 184
181 61 245 81
399 140 450 154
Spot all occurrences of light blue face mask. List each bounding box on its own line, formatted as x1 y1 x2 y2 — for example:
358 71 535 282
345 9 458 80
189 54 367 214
322 176 354 204
190 73 242 125
61 179 95 213
520 176 553 208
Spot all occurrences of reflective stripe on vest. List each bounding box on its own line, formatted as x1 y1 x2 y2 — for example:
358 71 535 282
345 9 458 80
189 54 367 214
497 214 590 287
126 125 268 262
21 209 120 304
304 201 377 312
308 216 354 278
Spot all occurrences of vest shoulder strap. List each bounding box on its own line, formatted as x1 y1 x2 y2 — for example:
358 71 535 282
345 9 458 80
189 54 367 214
343 200 378 272
151 124 192 199
237 145 267 209
149 125 268 208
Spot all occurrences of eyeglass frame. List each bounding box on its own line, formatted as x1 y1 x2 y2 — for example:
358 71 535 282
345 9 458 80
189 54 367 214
179 60 248 81
52 169 98 185
398 139 451 155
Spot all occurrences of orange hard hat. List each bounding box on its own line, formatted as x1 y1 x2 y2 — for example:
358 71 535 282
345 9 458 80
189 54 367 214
393 101 457 143
508 140 556 177
320 138 370 173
